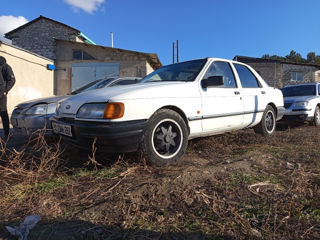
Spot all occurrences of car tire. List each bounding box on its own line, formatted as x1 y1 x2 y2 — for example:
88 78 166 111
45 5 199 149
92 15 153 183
141 109 188 166
254 105 276 136
313 105 320 127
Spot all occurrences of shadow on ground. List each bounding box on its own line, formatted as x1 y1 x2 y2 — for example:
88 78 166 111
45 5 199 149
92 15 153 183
0 220 228 240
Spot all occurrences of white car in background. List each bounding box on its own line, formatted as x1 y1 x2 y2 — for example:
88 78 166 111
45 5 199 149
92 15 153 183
281 83 320 126
52 58 285 166
11 77 140 136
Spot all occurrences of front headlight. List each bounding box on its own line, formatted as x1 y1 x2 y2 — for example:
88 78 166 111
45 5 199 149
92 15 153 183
77 103 107 119
293 101 309 107
25 104 47 115
76 102 124 119
47 103 58 114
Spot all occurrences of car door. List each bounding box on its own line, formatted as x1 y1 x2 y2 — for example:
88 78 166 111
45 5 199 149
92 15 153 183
200 60 244 135
233 63 268 127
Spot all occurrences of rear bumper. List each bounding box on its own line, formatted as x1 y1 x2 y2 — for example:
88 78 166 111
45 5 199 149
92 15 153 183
51 117 148 152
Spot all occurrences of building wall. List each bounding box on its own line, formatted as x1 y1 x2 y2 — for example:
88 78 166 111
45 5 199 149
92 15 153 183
55 41 155 95
282 64 319 86
8 18 82 59
0 42 54 114
146 62 154 76
237 58 320 88
315 71 320 82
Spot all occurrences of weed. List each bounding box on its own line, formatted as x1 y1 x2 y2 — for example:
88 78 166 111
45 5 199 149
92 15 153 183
35 177 67 194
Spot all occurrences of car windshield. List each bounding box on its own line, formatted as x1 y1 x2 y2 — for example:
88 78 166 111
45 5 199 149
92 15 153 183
140 59 207 83
71 78 114 95
281 85 317 97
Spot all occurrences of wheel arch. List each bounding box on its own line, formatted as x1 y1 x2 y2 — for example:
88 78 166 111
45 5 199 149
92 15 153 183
157 105 190 135
267 102 277 116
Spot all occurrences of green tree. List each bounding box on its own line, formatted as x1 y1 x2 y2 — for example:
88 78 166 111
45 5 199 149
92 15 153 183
285 50 306 63
307 52 316 63
262 51 320 64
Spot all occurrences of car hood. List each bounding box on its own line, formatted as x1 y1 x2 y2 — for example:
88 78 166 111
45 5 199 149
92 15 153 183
58 81 197 115
284 96 316 103
15 95 70 109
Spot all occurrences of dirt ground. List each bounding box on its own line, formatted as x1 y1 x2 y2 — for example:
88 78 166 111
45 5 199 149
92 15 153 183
0 123 319 239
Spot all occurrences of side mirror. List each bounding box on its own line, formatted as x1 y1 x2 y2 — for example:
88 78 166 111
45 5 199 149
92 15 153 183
201 76 224 88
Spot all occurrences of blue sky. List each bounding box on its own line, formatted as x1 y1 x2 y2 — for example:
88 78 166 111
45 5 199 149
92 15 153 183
1 0 319 65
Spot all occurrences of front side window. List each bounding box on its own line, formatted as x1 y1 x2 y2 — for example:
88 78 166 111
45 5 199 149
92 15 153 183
141 59 207 83
234 64 261 88
203 61 237 88
290 72 303 81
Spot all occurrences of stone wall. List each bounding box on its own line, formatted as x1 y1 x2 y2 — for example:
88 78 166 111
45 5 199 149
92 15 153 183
282 64 320 86
9 18 82 59
237 58 320 88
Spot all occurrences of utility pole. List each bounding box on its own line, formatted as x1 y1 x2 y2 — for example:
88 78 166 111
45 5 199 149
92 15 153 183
172 42 175 64
111 32 114 48
172 40 180 64
176 40 179 63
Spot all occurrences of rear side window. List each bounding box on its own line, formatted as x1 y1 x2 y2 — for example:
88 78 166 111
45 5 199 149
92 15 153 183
234 64 261 88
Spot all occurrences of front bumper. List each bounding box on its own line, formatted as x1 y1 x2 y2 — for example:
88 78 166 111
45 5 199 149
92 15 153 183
282 107 313 122
51 117 148 152
11 113 54 136
276 106 286 121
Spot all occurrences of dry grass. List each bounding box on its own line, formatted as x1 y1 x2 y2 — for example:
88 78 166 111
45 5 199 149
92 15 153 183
0 125 320 239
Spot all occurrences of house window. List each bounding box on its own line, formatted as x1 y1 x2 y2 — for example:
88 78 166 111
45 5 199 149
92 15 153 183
290 72 303 81
73 50 95 60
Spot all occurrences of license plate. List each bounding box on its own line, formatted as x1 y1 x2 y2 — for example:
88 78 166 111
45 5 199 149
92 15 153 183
52 122 72 137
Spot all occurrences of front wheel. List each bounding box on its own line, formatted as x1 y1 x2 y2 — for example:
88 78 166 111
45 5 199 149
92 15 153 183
313 106 320 127
254 105 276 136
141 109 188 166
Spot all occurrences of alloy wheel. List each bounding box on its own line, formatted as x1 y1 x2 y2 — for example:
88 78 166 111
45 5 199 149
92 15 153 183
152 119 183 159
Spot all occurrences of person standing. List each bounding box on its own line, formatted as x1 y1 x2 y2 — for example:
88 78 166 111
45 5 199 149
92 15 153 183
0 56 15 139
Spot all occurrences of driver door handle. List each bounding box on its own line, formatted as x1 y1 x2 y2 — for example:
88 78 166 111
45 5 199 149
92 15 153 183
234 91 240 95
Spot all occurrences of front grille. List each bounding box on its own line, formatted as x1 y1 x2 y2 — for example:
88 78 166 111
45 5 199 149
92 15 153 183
284 103 292 109
57 117 75 124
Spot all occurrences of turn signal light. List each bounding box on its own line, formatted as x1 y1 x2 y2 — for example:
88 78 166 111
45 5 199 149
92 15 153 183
103 102 124 119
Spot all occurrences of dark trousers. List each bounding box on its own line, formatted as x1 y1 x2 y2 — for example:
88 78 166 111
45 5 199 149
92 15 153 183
0 111 9 136
0 95 9 136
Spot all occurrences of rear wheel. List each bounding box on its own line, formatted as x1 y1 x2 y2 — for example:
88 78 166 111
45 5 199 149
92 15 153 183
141 109 188 166
313 106 320 127
254 105 276 136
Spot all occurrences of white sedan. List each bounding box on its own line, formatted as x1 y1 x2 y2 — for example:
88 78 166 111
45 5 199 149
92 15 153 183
52 58 285 165
281 83 320 126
